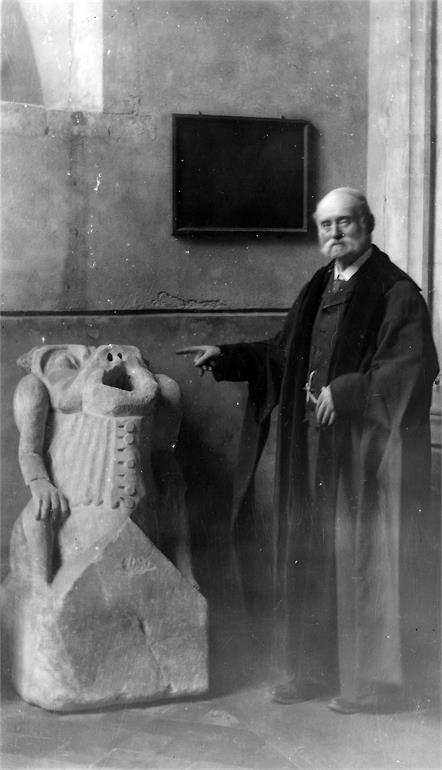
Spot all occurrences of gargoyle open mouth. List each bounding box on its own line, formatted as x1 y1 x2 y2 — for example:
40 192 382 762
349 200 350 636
102 364 134 391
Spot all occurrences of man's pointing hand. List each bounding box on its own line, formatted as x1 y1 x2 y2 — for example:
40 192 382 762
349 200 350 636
176 345 222 374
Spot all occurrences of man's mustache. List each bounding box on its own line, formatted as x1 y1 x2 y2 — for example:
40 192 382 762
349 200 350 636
326 237 346 246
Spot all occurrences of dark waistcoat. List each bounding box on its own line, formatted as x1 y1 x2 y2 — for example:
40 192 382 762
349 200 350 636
307 272 357 403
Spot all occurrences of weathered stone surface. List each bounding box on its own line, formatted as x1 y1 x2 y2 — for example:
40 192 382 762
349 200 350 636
2 343 208 710
2 517 207 711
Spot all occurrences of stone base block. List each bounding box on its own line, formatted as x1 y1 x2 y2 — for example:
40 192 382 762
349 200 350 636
1 519 208 711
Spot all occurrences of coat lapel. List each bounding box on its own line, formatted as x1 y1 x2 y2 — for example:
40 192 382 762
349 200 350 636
330 246 406 379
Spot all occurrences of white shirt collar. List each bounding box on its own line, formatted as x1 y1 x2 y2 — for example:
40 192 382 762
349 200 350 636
334 245 373 281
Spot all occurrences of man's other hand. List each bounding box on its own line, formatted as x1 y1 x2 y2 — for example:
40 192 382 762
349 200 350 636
176 345 222 374
316 386 336 425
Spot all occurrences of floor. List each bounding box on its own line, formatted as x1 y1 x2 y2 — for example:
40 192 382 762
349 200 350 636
1 541 441 770
2 671 441 770
2 592 441 770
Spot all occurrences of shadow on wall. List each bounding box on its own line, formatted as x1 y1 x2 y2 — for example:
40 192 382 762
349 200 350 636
1 0 43 105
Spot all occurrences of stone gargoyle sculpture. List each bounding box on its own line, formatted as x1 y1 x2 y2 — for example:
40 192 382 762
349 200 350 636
1 344 208 711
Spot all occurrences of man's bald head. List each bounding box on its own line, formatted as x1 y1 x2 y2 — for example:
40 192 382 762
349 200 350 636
313 188 375 268
314 188 375 233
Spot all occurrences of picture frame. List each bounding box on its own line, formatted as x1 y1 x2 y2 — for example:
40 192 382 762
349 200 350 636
172 113 311 234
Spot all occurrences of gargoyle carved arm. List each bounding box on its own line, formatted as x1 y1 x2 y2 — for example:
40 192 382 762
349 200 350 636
13 373 69 524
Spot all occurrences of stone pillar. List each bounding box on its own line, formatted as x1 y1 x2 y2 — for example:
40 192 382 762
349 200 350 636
432 0 442 446
366 0 441 453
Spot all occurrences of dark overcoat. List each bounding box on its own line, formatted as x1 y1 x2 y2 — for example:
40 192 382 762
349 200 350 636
214 246 439 698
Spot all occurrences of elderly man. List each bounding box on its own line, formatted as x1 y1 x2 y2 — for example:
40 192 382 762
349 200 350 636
177 188 439 713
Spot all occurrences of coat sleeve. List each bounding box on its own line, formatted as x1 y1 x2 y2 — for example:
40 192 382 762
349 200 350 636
329 281 439 429
211 289 307 424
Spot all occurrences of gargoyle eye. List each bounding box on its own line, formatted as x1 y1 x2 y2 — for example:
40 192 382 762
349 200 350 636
107 353 113 362
117 352 123 359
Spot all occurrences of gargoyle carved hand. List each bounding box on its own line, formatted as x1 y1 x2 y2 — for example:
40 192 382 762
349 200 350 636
29 478 70 526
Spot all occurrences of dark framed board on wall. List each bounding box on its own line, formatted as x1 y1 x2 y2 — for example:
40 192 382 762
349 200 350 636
172 114 312 234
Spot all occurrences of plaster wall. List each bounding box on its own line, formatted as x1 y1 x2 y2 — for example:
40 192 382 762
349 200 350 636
1 0 369 592
1 0 370 312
